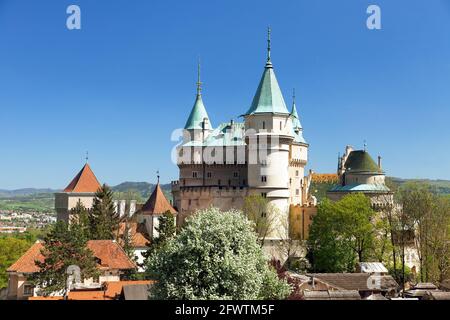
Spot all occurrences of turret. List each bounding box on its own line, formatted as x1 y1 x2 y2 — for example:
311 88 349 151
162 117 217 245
183 61 212 143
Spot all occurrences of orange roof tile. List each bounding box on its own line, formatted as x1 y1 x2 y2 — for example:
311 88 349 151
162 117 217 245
63 163 101 193
117 221 150 248
311 173 339 183
28 281 154 301
141 183 177 215
8 240 135 273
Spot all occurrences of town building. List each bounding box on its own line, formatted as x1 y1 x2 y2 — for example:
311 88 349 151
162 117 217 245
6 240 136 300
55 162 102 222
172 29 315 249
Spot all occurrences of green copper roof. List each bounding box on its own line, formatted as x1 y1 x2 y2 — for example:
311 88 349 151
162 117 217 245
344 150 382 173
184 94 212 130
183 122 246 147
244 61 290 115
290 101 307 144
328 183 390 193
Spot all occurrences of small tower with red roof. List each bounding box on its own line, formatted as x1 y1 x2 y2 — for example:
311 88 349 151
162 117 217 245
55 163 101 222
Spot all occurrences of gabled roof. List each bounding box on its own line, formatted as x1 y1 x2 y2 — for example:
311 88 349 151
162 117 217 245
117 221 150 248
141 183 177 215
63 163 101 193
307 273 398 292
184 94 212 130
8 240 135 273
244 60 289 116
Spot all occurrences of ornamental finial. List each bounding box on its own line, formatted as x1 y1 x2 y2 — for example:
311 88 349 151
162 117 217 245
267 26 271 62
196 58 202 95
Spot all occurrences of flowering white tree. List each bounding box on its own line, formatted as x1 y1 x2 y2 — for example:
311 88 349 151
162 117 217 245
146 207 291 300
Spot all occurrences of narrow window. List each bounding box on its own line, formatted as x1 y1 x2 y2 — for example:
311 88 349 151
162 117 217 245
192 171 198 178
280 121 282 130
233 172 239 178
207 172 212 178
262 121 265 130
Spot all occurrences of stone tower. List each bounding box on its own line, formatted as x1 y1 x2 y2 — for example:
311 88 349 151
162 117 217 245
55 163 101 222
243 28 295 240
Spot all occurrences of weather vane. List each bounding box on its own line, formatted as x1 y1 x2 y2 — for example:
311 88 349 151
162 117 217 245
85 151 89 163
157 169 160 184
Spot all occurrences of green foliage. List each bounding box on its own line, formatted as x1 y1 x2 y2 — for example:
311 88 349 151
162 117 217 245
89 184 119 240
242 195 277 245
146 208 291 300
30 220 99 296
308 194 379 272
0 237 33 288
142 211 176 272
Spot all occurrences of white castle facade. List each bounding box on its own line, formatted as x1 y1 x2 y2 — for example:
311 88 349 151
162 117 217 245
172 31 315 242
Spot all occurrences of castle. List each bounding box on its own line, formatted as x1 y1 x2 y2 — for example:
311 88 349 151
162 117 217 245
171 29 315 243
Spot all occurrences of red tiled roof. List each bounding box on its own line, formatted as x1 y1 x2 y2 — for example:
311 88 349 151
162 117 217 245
63 163 101 193
8 240 135 273
141 183 177 215
117 222 150 248
28 281 154 301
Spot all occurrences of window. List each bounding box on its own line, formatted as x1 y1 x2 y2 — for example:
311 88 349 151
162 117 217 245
280 121 282 130
188 199 192 206
207 172 212 178
192 171 198 178
233 172 239 178
262 121 265 130
296 189 300 195
23 284 34 296
261 193 267 198
261 212 267 218
261 176 267 182
295 170 299 177
218 179 221 186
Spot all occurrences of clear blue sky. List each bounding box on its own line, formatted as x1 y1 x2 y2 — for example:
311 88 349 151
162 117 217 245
1 0 449 189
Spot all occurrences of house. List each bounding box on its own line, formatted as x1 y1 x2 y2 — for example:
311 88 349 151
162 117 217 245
6 240 136 300
306 273 399 299
303 290 361 300
120 282 154 300
28 280 153 300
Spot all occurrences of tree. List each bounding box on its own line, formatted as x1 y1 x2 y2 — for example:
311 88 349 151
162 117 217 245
0 238 33 289
308 194 379 272
242 195 278 247
146 208 291 300
70 200 91 240
142 211 176 272
399 182 435 282
89 184 119 240
30 221 99 296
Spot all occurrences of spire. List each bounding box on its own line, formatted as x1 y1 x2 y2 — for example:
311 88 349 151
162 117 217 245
290 88 307 144
196 58 202 96
244 28 289 116
184 61 212 130
266 26 272 65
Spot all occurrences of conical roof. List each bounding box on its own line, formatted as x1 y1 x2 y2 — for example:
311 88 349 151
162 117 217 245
184 94 212 130
344 150 382 173
63 163 101 193
245 61 290 115
290 100 306 144
141 183 177 215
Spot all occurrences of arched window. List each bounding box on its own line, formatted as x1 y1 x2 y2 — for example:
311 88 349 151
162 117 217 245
262 121 266 130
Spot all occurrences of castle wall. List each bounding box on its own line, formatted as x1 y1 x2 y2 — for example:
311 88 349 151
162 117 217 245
55 192 96 222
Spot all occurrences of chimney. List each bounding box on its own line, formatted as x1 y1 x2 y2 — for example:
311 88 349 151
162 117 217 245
378 156 382 170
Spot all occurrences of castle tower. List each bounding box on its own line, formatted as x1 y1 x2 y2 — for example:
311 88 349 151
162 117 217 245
183 61 212 145
55 162 101 222
243 28 294 240
288 90 309 205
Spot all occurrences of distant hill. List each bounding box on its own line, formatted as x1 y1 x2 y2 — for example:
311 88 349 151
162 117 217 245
0 188 58 198
111 181 172 199
1 178 448 213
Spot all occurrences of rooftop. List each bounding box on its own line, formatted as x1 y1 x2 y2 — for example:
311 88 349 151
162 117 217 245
8 240 135 273
63 163 101 193
344 150 382 174
141 183 177 215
